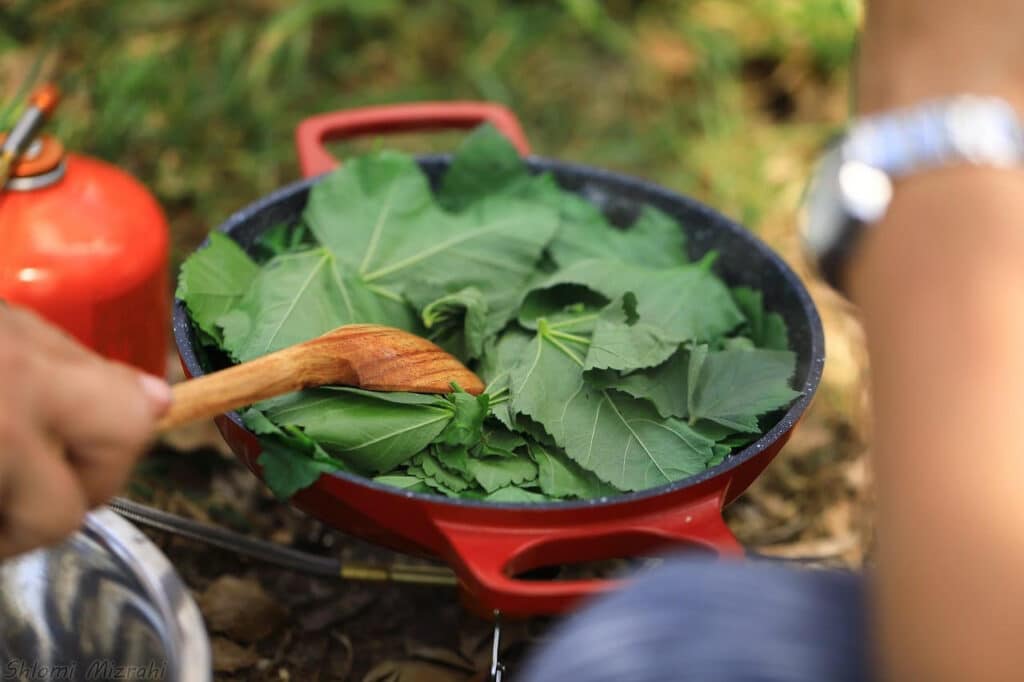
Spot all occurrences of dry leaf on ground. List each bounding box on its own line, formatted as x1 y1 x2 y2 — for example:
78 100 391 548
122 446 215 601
211 636 261 673
362 660 470 682
199 574 288 642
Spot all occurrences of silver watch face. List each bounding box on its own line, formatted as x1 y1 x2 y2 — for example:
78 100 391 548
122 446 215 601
837 157 892 223
799 144 878 290
800 145 847 258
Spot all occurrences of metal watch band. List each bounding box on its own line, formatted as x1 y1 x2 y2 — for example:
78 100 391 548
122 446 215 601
844 95 1024 177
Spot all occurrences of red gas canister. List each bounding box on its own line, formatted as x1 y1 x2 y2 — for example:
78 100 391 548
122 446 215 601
0 132 169 376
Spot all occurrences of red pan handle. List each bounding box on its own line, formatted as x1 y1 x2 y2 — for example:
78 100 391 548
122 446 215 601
294 101 532 177
436 491 742 616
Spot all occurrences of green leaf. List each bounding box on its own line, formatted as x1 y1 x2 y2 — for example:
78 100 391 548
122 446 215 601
438 123 531 211
222 151 556 363
687 343 708 417
439 125 688 268
531 443 620 500
588 347 690 419
242 407 280 436
259 388 454 474
253 222 316 261
691 420 741 442
563 390 718 490
417 452 473 492
479 327 533 388
688 348 801 433
407 464 464 498
177 232 260 343
707 444 732 468
373 475 432 493
722 336 757 351
415 285 490 359
483 486 552 503
243 408 348 500
549 205 689 269
524 259 744 369
219 248 416 361
433 386 490 447
322 386 443 406
434 444 472 476
510 328 717 491
719 432 761 449
253 223 293 260
732 287 789 351
305 151 435 268
479 424 528 458
467 452 538 493
478 327 534 428
508 324 591 439
514 415 558 448
307 151 559 296
585 293 680 372
517 288 606 333
406 278 523 363
257 444 340 500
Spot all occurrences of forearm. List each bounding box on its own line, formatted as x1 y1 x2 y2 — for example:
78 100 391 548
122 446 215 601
858 0 1024 115
849 3 1024 676
850 167 1024 681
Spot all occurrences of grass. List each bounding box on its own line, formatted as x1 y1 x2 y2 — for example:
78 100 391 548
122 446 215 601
1 0 859 266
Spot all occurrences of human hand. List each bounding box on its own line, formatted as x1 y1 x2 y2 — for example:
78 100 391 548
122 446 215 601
0 304 171 558
857 0 1024 114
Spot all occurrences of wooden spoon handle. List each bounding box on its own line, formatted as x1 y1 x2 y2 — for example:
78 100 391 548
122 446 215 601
156 348 339 431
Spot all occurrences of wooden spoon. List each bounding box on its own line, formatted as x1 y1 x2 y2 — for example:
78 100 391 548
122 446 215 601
157 324 484 431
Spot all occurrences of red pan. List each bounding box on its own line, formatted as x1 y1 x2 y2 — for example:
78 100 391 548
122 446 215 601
172 101 824 616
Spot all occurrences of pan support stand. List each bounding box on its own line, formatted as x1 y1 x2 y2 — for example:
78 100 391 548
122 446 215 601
490 611 506 682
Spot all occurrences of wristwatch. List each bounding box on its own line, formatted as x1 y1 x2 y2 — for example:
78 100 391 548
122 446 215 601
800 95 1024 293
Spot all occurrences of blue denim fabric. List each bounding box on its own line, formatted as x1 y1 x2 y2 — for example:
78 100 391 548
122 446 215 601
521 557 871 682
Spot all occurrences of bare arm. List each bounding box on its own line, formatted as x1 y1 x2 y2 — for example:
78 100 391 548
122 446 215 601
852 4 1024 679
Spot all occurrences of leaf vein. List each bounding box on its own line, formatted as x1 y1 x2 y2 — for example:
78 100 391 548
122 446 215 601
359 184 395 274
263 252 328 354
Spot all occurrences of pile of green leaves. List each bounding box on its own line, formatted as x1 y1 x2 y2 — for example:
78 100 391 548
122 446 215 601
177 125 801 503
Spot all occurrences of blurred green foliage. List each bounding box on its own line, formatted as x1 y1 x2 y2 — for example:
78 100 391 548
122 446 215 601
0 0 859 264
